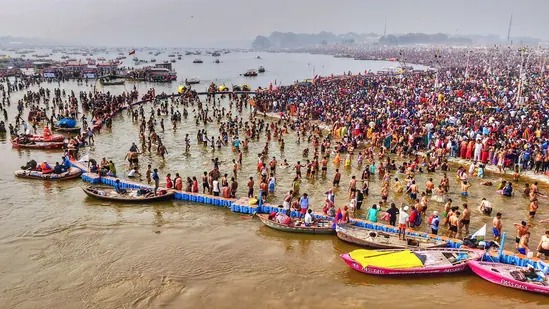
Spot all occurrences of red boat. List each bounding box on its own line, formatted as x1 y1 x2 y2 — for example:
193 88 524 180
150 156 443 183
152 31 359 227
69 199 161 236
11 140 65 149
16 134 65 143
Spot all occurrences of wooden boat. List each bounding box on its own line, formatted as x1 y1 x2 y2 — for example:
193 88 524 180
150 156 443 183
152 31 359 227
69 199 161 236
82 185 175 203
185 78 200 85
336 224 447 249
15 167 82 180
257 214 335 235
468 261 549 295
16 134 65 142
11 140 65 149
99 76 125 85
243 69 258 77
53 126 81 133
340 248 483 276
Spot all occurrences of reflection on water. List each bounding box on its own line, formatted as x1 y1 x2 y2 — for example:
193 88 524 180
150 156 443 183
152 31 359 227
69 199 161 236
0 52 547 308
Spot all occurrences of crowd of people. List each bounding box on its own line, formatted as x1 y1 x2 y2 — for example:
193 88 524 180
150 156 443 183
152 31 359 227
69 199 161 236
2 45 548 260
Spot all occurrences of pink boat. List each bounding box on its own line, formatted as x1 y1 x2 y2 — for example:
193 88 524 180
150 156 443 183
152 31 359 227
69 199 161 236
468 261 549 295
340 248 483 276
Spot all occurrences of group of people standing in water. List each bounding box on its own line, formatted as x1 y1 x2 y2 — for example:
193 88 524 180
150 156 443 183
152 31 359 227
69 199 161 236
2 45 549 260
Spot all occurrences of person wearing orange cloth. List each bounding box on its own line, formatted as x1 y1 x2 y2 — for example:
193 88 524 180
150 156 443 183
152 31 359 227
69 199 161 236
40 161 53 174
43 126 52 139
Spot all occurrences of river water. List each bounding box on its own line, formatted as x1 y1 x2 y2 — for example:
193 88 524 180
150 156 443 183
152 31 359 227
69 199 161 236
0 51 547 308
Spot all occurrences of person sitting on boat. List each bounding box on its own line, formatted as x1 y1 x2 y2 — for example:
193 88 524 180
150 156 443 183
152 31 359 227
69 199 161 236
304 209 314 227
21 159 37 171
62 156 72 170
52 162 66 174
275 206 291 225
43 126 52 139
114 179 127 194
322 199 335 217
107 161 117 177
39 161 53 174
478 198 493 215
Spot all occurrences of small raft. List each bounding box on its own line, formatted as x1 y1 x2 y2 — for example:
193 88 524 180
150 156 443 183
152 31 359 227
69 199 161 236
341 248 483 276
257 214 335 235
82 186 175 203
14 167 82 180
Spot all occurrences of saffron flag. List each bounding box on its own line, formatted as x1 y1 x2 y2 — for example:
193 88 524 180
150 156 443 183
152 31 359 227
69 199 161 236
128 50 136 55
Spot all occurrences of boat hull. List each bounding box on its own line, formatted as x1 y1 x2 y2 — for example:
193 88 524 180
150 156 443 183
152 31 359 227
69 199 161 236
82 186 175 203
336 224 447 249
11 141 65 149
257 214 335 235
340 248 482 275
53 126 81 133
15 167 82 180
467 261 549 295
19 134 65 142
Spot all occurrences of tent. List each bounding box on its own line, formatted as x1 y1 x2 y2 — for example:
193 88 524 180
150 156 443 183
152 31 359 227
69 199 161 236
57 118 77 128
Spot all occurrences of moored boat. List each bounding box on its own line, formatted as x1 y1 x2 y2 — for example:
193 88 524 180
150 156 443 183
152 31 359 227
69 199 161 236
340 248 483 276
257 214 335 235
336 224 447 249
15 134 65 143
15 167 82 180
99 75 125 85
82 185 175 203
53 126 81 133
243 69 258 77
185 78 200 85
467 261 549 295
11 140 65 149
193 59 203 64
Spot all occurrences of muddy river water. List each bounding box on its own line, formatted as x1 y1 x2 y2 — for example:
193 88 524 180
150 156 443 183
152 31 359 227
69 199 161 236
0 52 547 308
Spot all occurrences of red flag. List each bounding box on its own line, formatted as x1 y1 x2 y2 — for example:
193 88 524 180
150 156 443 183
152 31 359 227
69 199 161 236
128 50 136 55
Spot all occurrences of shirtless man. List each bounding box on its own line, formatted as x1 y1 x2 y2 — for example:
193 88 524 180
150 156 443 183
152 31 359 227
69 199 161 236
425 178 435 195
348 176 357 199
340 205 350 224
333 169 341 187
407 180 419 200
321 156 328 177
517 232 531 255
448 211 460 239
492 212 503 242
537 230 549 259
513 221 530 249
293 161 304 178
460 180 472 197
460 204 471 235
529 198 539 219
443 199 453 226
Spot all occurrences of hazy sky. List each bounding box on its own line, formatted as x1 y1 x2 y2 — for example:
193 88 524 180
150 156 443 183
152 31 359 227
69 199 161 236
0 0 547 47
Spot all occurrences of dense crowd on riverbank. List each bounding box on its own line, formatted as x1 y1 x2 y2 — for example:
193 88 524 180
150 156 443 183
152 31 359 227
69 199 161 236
1 46 548 259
